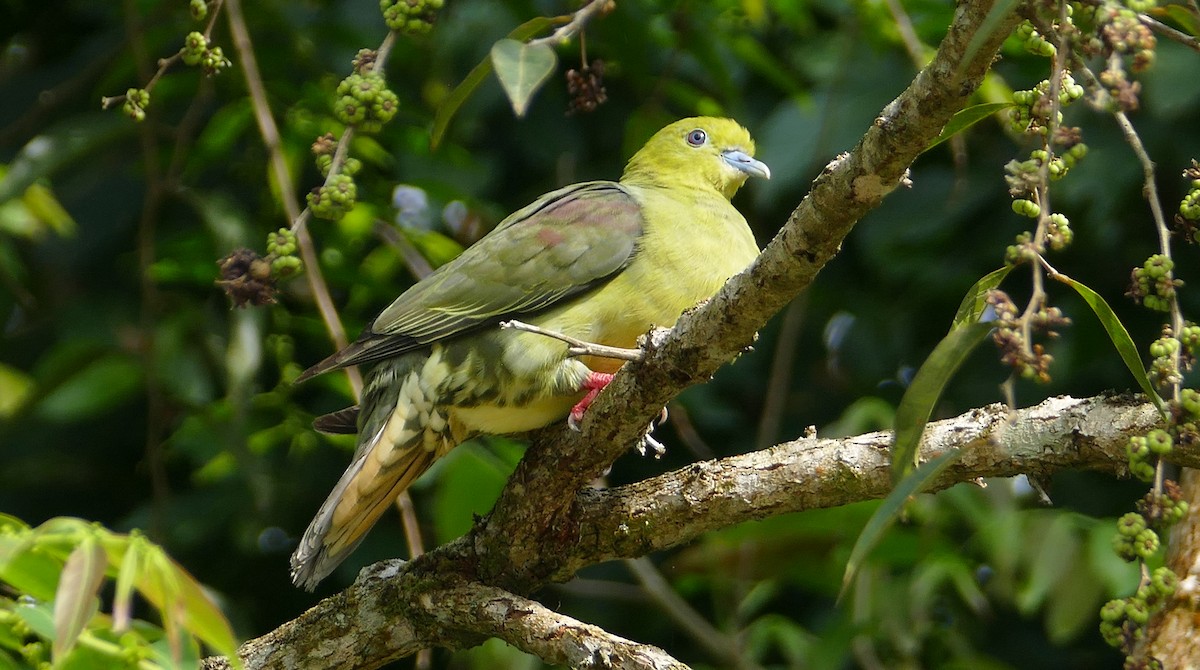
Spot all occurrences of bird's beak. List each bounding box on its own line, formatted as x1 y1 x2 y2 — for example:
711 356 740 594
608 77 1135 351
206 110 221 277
722 149 771 180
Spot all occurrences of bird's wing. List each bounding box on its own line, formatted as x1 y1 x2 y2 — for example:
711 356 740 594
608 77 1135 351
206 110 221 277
297 181 644 381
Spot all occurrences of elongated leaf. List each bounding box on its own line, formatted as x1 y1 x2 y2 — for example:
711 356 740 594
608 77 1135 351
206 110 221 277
430 17 556 148
1055 274 1166 416
52 536 107 660
892 320 994 480
491 39 557 118
891 268 1010 480
140 547 240 667
952 265 1012 325
0 114 131 204
839 449 963 600
1160 5 1200 37
111 536 143 632
925 102 1014 153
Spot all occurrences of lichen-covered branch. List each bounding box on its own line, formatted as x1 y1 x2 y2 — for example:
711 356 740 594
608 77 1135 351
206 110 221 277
200 394 1182 670
424 583 689 670
200 1 1043 667
474 0 1024 592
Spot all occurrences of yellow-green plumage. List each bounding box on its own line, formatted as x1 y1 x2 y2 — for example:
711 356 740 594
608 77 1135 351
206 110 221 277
291 117 768 589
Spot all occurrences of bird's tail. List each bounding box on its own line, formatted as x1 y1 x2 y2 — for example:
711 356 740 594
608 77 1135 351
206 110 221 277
290 358 450 590
289 432 435 590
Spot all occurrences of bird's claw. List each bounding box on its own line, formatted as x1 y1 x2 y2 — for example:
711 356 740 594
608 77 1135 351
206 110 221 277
638 431 667 459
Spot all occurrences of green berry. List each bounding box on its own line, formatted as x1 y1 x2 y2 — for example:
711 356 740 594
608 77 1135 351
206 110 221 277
1130 460 1156 482
1180 325 1200 353
1099 620 1123 648
1117 512 1147 537
1125 597 1150 625
1113 533 1138 561
1163 499 1189 525
266 228 298 257
1100 598 1127 623
1126 436 1150 461
1133 528 1160 558
316 154 334 177
1181 388 1200 416
190 0 208 20
182 31 207 66
1151 566 1178 597
271 255 303 277
1143 254 1174 278
1146 429 1173 455
1012 199 1041 218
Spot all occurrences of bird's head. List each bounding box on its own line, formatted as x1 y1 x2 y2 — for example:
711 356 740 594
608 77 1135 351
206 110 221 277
622 117 770 199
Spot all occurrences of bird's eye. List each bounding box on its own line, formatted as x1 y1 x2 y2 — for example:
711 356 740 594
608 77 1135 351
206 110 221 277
686 129 707 147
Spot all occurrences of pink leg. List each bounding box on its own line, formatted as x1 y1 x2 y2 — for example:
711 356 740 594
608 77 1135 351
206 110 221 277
568 372 614 430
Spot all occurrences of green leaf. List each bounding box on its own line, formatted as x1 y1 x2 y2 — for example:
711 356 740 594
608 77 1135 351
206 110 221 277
13 600 56 642
892 321 992 480
839 448 963 600
952 266 1012 325
1160 4 1200 37
0 536 60 602
52 536 106 661
430 17 556 149
1054 274 1166 416
891 268 1010 480
925 102 1014 152
0 114 131 205
111 536 144 632
490 39 558 118
140 548 240 668
1015 515 1077 615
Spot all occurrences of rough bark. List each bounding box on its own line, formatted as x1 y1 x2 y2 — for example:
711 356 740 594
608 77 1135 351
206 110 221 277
1147 467 1200 669
200 394 1190 670
197 2 1148 668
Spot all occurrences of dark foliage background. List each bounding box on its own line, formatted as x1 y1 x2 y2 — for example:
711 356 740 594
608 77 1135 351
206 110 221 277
2 0 1198 667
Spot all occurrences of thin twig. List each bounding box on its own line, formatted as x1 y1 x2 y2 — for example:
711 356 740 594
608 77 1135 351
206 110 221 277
375 220 435 279
666 401 715 460
1139 14 1200 53
527 0 614 48
884 0 928 67
500 320 644 362
624 557 757 670
754 297 806 450
223 0 362 396
122 0 171 538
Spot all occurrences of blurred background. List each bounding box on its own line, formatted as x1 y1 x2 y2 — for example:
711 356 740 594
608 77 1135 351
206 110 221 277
2 0 1199 667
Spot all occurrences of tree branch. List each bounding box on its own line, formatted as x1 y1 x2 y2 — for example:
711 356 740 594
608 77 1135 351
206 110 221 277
201 393 1186 670
425 583 689 670
473 0 1024 593
201 1 1044 667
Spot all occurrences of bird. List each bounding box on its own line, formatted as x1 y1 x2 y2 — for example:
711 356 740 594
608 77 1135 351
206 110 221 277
290 117 770 590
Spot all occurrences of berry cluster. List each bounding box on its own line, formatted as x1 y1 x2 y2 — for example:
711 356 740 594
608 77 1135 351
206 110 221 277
180 31 230 76
566 60 608 115
216 229 304 307
307 175 358 222
1015 20 1056 57
986 290 1070 382
1126 254 1182 313
1100 481 1187 665
122 88 150 122
381 0 444 35
1069 3 1158 111
1178 163 1200 243
1008 72 1084 136
334 72 399 133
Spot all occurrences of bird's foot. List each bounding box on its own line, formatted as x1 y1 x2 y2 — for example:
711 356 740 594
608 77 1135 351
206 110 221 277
635 407 670 458
568 372 615 432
